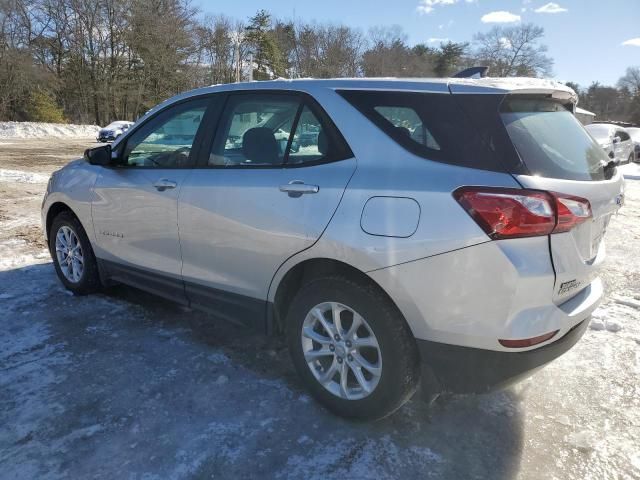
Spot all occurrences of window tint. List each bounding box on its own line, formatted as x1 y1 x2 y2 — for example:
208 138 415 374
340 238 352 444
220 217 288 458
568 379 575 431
500 98 608 181
616 130 630 141
338 90 510 172
124 100 208 168
373 106 441 150
209 94 300 166
285 106 335 164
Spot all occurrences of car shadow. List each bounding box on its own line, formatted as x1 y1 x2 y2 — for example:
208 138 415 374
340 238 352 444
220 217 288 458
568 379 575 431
0 262 524 479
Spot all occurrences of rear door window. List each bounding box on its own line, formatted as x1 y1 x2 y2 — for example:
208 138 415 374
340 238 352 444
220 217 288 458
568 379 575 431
209 94 300 167
209 93 353 167
286 105 352 165
500 97 609 181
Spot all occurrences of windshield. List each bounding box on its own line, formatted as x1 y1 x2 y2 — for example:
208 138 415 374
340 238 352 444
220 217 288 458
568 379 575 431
501 98 609 181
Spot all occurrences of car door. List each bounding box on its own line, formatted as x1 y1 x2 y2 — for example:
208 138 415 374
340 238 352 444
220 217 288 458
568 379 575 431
615 129 632 163
91 97 211 303
178 91 356 328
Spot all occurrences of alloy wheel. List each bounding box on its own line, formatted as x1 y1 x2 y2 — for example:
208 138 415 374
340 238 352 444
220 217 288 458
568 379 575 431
301 301 382 400
55 225 84 283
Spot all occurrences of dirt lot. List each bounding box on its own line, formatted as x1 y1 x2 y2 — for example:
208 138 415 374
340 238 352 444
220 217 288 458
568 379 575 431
1 138 639 480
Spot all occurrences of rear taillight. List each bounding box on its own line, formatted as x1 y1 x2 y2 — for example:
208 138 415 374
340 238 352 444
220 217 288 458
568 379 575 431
453 187 591 239
553 194 592 233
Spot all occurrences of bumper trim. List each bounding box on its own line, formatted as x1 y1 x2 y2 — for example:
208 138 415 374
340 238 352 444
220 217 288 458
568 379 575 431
417 318 589 395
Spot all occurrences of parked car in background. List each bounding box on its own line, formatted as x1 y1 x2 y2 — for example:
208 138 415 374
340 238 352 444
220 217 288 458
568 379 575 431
585 123 634 164
627 127 640 162
97 121 134 142
43 77 624 419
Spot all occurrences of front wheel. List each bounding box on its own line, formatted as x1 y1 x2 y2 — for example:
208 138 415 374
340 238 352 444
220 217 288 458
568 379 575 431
49 211 101 295
286 274 420 420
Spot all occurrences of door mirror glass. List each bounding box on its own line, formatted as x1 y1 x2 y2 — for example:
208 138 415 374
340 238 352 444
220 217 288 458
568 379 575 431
613 136 621 144
84 144 112 166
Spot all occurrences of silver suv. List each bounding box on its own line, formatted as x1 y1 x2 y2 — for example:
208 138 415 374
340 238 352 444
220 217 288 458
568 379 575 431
42 78 624 419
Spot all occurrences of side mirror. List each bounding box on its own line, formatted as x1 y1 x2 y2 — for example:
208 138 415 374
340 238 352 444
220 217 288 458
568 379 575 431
613 136 621 144
84 144 113 166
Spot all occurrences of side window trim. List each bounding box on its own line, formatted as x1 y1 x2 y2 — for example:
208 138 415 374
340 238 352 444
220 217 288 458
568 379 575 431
283 102 304 165
113 95 215 170
193 89 354 169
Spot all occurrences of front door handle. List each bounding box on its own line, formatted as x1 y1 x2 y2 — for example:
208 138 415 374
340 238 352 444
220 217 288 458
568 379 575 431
153 179 177 191
279 181 319 198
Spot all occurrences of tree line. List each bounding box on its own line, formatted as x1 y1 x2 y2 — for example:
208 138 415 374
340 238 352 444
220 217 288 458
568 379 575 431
1 0 637 125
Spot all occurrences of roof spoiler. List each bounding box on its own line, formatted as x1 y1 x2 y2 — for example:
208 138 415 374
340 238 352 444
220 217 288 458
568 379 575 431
452 66 489 79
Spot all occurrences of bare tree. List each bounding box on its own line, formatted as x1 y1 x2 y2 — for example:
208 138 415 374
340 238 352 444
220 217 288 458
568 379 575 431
617 66 640 96
473 23 553 77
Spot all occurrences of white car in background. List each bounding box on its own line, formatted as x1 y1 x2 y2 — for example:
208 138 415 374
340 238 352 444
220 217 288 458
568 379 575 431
627 127 640 162
585 123 634 165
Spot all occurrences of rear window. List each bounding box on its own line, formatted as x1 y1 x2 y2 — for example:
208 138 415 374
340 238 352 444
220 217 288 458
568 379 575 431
337 90 510 172
501 98 609 181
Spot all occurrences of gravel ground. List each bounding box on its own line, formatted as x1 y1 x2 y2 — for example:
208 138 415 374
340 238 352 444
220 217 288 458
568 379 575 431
1 138 639 480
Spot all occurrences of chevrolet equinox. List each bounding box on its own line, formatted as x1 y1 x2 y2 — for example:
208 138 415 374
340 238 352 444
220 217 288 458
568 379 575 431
42 78 624 419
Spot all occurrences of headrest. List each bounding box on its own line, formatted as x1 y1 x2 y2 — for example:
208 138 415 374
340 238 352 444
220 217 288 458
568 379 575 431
242 127 279 164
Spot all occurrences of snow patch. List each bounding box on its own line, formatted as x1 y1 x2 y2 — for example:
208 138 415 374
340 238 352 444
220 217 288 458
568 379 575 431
618 162 640 179
0 121 99 139
612 295 640 310
605 319 622 333
0 168 50 184
565 430 601 452
278 436 443 480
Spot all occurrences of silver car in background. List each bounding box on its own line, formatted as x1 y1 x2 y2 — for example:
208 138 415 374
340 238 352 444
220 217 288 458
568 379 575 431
585 123 635 164
627 127 640 162
42 78 624 419
97 120 134 142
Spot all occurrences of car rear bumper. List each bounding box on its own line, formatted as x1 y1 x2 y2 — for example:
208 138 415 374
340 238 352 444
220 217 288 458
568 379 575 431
417 318 589 396
368 237 603 352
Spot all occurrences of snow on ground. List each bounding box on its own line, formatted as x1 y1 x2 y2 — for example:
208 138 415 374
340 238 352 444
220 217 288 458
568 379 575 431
0 139 639 479
0 121 99 139
619 161 640 180
0 168 50 184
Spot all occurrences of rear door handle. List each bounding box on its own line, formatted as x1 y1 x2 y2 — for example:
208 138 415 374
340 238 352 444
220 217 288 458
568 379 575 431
279 181 319 198
153 179 177 191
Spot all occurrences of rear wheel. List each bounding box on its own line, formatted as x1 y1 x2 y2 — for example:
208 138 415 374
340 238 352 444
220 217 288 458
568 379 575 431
286 274 420 420
49 211 101 295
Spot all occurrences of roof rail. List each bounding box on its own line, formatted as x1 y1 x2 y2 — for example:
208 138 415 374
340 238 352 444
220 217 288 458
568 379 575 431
452 66 490 79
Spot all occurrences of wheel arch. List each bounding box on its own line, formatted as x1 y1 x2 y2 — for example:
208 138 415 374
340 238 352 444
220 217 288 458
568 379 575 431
46 202 78 241
269 257 411 338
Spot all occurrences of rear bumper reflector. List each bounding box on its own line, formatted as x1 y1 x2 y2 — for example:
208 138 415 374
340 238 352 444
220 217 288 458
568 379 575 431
498 330 559 348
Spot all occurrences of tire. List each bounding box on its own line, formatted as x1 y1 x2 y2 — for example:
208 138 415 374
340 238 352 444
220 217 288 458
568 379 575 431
286 274 420 420
49 211 101 295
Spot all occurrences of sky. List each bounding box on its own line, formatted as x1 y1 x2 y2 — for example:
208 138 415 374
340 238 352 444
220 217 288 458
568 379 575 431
194 0 640 87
